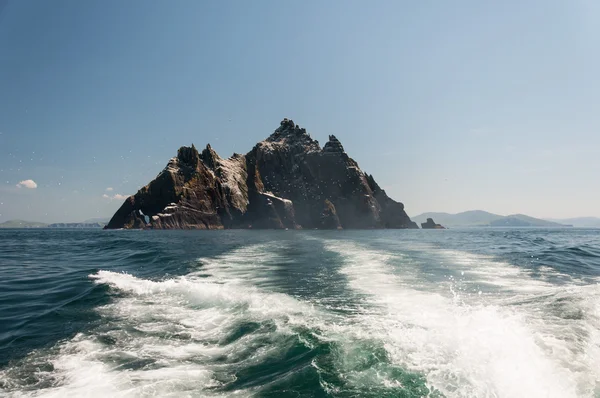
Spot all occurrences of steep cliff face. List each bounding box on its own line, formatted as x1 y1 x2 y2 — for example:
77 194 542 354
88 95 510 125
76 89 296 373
105 145 230 230
105 119 418 230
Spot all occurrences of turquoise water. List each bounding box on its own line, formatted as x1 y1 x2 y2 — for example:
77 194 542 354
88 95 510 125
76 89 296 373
1 229 600 397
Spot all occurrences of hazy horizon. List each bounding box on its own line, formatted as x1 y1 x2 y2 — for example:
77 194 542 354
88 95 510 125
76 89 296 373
2 0 600 223
4 209 599 225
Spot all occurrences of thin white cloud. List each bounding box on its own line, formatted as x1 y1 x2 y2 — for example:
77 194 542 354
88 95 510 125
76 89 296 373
16 179 37 189
106 187 114 191
102 193 129 201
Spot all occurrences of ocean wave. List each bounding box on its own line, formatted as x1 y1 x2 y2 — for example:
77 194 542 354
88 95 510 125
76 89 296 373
2 229 600 397
325 240 600 398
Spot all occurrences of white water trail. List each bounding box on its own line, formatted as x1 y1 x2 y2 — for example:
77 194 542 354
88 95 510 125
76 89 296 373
2 244 323 398
326 240 600 398
4 238 600 397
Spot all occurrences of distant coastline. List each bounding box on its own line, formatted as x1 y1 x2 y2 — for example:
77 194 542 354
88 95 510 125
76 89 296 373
411 210 578 228
4 212 600 230
0 220 107 229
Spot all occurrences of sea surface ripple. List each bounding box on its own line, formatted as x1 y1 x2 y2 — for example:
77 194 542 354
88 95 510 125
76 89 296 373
1 228 600 397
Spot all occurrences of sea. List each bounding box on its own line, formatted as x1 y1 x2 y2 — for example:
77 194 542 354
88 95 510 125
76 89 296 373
1 228 599 398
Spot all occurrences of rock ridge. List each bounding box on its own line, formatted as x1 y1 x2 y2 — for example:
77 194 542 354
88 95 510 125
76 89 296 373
105 119 418 230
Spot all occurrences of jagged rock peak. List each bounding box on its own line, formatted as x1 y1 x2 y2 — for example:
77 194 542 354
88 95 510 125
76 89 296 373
105 118 419 230
200 143 221 170
365 173 382 193
177 144 200 168
262 118 320 152
280 118 296 130
267 118 309 141
323 134 345 153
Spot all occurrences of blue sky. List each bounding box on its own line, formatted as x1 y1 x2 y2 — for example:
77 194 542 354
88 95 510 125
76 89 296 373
1 0 599 223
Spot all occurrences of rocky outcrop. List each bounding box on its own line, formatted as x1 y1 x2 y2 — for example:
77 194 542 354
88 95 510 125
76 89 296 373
105 145 229 230
321 199 342 229
105 119 418 230
421 218 445 229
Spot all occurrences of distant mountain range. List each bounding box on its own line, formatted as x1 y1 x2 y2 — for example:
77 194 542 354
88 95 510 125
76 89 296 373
545 217 600 228
0 218 110 229
411 211 572 228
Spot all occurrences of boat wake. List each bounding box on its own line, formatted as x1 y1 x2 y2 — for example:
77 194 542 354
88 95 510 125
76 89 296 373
2 236 599 397
326 240 600 398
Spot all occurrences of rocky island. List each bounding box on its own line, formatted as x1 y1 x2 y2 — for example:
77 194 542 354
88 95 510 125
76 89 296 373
421 218 446 229
105 119 418 230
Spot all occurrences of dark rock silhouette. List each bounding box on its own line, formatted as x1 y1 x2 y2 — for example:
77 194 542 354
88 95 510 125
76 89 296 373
321 199 342 229
421 218 445 229
105 119 418 230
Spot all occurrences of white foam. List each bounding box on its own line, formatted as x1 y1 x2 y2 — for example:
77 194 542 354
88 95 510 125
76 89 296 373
3 244 324 397
435 249 577 293
326 240 600 398
5 238 600 397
